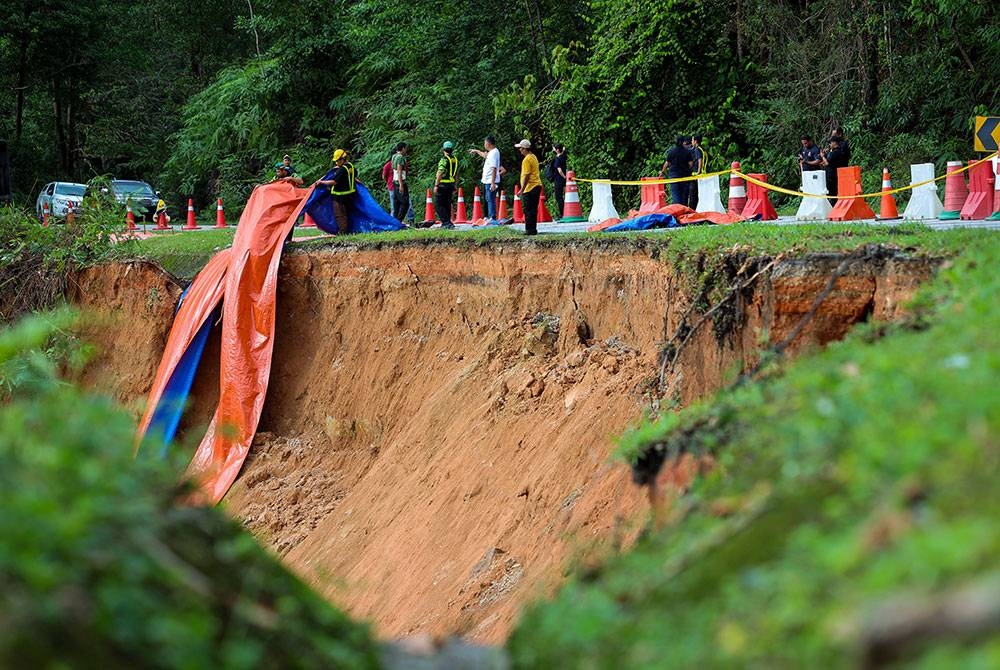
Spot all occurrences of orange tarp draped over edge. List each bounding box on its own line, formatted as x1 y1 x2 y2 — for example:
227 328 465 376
135 248 231 447
187 182 313 503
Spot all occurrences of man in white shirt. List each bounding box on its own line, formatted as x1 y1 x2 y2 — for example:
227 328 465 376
469 135 501 222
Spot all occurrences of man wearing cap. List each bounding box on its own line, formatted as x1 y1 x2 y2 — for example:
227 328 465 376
275 154 296 177
433 141 459 229
515 139 541 235
274 164 304 186
317 149 356 234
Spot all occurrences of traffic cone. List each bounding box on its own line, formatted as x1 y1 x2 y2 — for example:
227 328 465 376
183 199 198 230
301 212 317 228
727 162 747 216
454 187 469 224
960 158 995 220
876 168 901 220
828 166 876 221
471 186 484 222
125 204 137 232
156 210 169 230
66 201 75 225
421 188 435 226
940 161 967 220
42 201 50 227
499 190 509 219
741 173 778 221
215 198 227 228
538 186 554 223
561 171 585 222
989 158 1000 221
513 185 525 223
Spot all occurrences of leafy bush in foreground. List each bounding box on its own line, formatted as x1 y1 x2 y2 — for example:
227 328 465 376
0 312 378 669
509 234 1000 668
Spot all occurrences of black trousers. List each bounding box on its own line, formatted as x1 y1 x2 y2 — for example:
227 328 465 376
554 180 566 219
522 187 541 234
332 196 351 234
392 183 409 221
435 183 454 224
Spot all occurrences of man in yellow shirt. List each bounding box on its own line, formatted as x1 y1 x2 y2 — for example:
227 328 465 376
515 139 541 235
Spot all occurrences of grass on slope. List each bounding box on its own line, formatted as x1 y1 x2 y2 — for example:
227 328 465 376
507 234 1000 667
135 221 974 280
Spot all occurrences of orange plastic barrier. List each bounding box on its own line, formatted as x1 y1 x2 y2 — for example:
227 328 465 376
828 166 875 221
186 182 313 503
639 177 667 214
960 159 996 220
742 173 778 221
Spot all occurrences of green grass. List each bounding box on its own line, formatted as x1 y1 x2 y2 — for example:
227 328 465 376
133 221 985 281
507 233 1000 667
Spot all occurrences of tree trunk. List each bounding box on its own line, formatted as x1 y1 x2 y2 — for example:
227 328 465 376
53 80 68 173
14 38 28 143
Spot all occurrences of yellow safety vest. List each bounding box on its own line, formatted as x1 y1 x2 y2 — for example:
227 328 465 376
332 162 356 195
695 145 709 175
440 155 458 183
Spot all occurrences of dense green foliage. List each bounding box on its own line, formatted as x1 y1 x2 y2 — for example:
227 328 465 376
3 0 996 212
508 232 1000 667
0 311 379 668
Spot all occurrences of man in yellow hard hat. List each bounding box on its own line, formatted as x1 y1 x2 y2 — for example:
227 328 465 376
432 141 459 229
317 148 356 234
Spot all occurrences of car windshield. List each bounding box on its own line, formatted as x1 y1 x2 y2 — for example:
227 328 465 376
114 181 154 197
55 183 86 197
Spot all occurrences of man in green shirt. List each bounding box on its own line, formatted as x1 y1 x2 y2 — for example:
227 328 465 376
391 143 410 223
432 141 459 229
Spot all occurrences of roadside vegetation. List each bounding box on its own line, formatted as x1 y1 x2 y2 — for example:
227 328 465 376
507 233 1000 667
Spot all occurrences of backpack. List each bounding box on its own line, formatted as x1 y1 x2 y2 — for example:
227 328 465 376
544 160 556 182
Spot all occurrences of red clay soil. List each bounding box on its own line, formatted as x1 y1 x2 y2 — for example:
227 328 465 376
74 244 935 644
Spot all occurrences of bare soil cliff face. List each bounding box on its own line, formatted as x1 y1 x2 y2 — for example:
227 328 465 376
69 245 935 644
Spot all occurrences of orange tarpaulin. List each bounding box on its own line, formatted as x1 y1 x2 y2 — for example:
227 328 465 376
186 181 313 503
135 248 230 449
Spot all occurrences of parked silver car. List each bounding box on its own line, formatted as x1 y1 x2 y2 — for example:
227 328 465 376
35 181 87 219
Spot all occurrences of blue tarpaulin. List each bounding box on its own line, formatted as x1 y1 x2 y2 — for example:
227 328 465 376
604 213 680 232
304 172 404 234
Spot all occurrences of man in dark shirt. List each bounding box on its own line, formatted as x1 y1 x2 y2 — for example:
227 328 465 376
658 136 694 208
798 135 823 171
821 137 850 204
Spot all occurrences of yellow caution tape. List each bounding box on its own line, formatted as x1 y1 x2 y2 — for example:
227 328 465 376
576 167 732 186
574 151 999 199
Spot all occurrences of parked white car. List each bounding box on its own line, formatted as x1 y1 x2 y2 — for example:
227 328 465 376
35 181 87 219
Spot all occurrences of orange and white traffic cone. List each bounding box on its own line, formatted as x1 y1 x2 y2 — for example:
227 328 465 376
561 171 585 222
538 186 554 223
877 167 900 220
499 190 509 219
940 161 967 220
183 199 198 230
156 210 169 230
513 185 524 223
301 212 317 227
126 204 137 231
421 188 435 226
66 201 75 225
215 198 227 228
454 187 469 224
727 162 747 216
42 201 50 227
471 186 484 222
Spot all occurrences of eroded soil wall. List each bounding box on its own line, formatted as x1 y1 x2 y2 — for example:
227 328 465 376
67 245 935 643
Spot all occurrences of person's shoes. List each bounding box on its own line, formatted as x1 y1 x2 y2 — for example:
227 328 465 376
417 220 433 229
442 222 456 230
524 229 538 236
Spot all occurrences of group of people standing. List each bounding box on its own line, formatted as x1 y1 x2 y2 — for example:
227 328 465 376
379 137 568 235
797 127 851 203
658 135 709 209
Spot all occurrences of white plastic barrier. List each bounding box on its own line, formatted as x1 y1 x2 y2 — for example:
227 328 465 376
902 163 943 220
695 175 725 213
588 181 620 222
795 170 833 220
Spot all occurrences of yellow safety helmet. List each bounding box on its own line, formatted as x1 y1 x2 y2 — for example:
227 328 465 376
332 149 348 162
